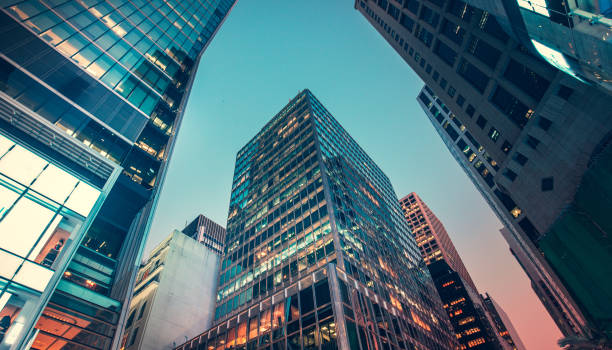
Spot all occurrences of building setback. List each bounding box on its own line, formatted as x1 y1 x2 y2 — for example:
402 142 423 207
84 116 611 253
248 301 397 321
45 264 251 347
399 192 477 292
481 292 526 350
0 1 235 349
176 89 457 350
354 0 612 344
123 217 224 350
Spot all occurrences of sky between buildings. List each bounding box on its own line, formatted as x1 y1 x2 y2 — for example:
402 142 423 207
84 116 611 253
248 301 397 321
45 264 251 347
146 1 563 348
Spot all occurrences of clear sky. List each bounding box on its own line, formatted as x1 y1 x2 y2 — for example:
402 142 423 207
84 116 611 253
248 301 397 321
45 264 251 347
146 1 562 349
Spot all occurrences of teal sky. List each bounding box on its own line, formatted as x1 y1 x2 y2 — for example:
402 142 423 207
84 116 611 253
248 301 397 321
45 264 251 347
146 1 561 348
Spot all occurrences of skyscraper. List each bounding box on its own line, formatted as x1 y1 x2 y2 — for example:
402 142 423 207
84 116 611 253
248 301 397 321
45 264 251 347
399 193 507 350
176 89 457 350
481 293 526 350
123 216 224 350
399 192 476 292
355 0 612 344
182 214 227 254
0 1 235 348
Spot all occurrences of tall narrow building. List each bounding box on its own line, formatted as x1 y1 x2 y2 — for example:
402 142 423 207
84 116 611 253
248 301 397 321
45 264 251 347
176 89 457 350
399 192 476 292
0 1 235 349
354 0 612 345
481 293 526 350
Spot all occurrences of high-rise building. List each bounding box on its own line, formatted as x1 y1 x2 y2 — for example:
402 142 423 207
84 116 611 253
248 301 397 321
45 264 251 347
175 89 457 350
428 261 505 350
0 1 235 349
354 0 611 344
481 292 526 350
399 193 508 350
461 0 612 93
399 192 476 292
123 217 223 350
182 214 227 254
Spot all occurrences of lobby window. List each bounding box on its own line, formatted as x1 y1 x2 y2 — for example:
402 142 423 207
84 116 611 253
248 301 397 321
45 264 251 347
490 85 531 128
467 37 501 69
476 115 487 129
504 59 551 100
433 40 457 66
457 59 489 92
541 177 554 191
440 19 465 45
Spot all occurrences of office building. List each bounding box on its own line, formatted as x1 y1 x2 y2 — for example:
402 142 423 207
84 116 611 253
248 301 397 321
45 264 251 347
182 214 227 254
399 192 477 292
428 261 504 350
175 89 457 350
399 193 508 349
481 293 526 350
0 1 235 349
355 0 611 344
123 218 224 350
462 0 612 93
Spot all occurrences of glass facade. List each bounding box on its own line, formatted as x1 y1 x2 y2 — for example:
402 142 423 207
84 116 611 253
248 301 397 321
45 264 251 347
177 90 456 350
0 0 235 348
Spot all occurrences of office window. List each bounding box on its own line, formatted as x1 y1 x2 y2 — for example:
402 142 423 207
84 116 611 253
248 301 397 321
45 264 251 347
557 85 574 100
457 95 465 107
416 26 434 47
490 86 531 128
476 115 487 129
447 0 473 22
466 104 475 117
426 64 432 74
447 86 456 97
525 135 540 149
503 169 517 181
457 59 489 93
377 0 389 10
513 152 528 165
433 40 457 66
387 3 400 19
399 13 415 32
419 6 440 27
501 140 512 154
541 177 554 191
404 0 420 14
478 13 508 42
432 70 439 81
440 78 448 89
488 127 500 142
538 116 552 131
467 37 501 69
440 19 465 45
504 59 551 100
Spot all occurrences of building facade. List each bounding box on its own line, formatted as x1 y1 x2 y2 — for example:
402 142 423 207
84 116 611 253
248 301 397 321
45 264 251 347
0 1 235 348
427 261 505 350
481 293 526 350
123 223 222 350
182 214 227 255
354 0 611 344
399 192 477 292
463 0 612 93
176 89 457 350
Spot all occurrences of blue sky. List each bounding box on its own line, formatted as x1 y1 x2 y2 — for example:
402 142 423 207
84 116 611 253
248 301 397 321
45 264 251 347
146 1 561 348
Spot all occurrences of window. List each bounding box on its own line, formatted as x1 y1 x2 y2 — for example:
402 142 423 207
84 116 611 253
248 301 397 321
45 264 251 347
538 116 552 131
541 177 554 191
525 135 540 149
478 13 508 42
467 37 501 69
432 70 439 81
433 40 457 66
387 3 400 19
457 59 489 92
557 85 573 100
447 86 456 97
457 95 465 107
440 78 447 89
466 104 475 117
426 64 432 74
501 140 512 153
513 152 528 165
419 6 440 27
490 86 532 128
440 19 465 45
503 169 517 181
504 59 551 100
488 127 500 142
138 302 147 319
447 0 473 22
404 0 420 14
476 115 487 129
399 13 415 32
416 26 434 47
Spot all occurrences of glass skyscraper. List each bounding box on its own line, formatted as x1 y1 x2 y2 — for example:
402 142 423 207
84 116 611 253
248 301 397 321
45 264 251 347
176 90 457 350
0 0 235 349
